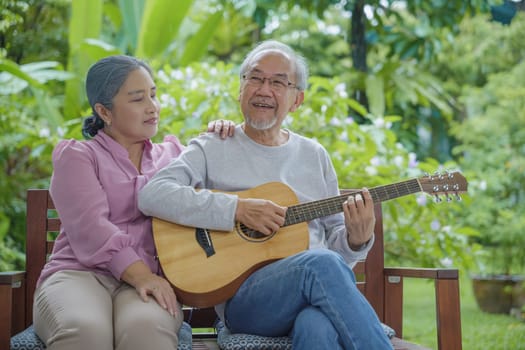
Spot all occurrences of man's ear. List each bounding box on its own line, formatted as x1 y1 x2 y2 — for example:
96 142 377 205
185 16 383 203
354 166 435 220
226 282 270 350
289 91 304 113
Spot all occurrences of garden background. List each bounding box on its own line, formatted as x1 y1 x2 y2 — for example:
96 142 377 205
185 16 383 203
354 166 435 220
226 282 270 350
1 0 524 348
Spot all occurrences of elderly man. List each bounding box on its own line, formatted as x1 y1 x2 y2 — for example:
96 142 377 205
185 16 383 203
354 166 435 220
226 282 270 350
139 40 393 350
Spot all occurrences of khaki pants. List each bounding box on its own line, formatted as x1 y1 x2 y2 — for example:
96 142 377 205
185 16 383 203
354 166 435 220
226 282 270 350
33 270 183 350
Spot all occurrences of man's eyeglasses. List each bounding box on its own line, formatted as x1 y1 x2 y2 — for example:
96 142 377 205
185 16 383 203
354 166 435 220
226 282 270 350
242 72 298 92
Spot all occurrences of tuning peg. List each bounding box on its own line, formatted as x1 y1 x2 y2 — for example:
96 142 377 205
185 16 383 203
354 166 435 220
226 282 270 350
455 193 462 201
434 195 442 203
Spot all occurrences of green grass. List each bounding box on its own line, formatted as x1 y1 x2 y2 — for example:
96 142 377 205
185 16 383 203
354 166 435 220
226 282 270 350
402 276 525 349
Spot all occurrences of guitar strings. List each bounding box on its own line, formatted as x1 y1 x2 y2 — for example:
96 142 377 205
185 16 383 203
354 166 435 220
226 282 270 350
284 179 422 226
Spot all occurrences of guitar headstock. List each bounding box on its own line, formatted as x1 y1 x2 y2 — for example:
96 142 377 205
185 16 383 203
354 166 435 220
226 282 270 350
418 171 468 202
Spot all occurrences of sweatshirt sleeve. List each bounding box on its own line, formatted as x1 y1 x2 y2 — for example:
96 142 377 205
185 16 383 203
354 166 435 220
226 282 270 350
49 140 141 279
138 139 238 231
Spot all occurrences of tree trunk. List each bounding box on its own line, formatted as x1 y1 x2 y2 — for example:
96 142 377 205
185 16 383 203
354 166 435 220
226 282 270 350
349 0 368 109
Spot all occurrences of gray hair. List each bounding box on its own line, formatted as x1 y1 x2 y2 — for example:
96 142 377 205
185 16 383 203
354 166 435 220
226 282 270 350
239 40 309 91
82 55 153 138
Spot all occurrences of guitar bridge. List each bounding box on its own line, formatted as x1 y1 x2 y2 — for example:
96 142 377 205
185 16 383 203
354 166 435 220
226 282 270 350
196 227 215 257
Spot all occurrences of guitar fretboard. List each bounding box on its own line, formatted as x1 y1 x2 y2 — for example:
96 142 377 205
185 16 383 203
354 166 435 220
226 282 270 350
283 178 422 226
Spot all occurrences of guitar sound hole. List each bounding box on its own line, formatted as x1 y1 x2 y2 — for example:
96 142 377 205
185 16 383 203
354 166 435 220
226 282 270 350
237 223 275 242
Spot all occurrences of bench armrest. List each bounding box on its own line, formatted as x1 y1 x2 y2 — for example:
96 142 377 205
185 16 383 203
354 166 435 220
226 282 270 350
0 271 25 286
383 267 462 350
384 267 458 279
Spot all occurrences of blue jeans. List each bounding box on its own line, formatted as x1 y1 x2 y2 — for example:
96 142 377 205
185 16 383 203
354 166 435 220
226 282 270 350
225 249 393 350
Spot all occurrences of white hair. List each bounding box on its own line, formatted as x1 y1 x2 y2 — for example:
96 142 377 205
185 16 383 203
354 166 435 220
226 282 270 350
239 40 308 91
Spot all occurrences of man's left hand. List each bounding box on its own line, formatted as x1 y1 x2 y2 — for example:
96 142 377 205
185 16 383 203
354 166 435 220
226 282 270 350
342 188 375 250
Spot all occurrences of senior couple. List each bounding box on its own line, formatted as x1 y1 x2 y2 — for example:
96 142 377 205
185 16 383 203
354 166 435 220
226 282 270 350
33 40 393 350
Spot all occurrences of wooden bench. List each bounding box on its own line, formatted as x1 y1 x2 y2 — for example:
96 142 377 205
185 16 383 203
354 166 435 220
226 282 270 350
0 189 463 349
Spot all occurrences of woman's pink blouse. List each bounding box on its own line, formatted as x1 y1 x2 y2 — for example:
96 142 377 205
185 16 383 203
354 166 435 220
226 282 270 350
38 132 184 287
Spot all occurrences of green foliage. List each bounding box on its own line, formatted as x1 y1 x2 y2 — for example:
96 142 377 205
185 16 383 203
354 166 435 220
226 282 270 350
0 47 69 272
0 0 69 64
451 59 525 275
61 0 226 123
113 0 145 53
0 89 59 270
435 13 525 87
136 0 194 59
429 12 525 276
153 61 242 143
251 0 340 27
365 0 500 62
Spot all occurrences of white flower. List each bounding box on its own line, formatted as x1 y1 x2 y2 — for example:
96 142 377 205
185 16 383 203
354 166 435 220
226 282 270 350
416 194 427 206
330 117 341 126
374 118 385 128
372 117 392 129
160 94 176 108
39 128 50 138
157 70 169 83
56 127 65 138
335 83 348 98
440 257 453 267
394 155 404 167
180 97 188 110
339 130 348 142
185 67 194 78
171 70 184 80
408 152 418 168
370 157 381 166
365 166 378 176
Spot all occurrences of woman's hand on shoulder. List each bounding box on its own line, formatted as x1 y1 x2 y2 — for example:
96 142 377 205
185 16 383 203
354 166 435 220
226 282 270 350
207 119 236 139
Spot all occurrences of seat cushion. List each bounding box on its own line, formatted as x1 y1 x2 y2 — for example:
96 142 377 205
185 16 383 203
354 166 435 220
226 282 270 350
11 322 193 350
10 326 44 350
178 321 193 350
217 322 292 350
216 321 396 350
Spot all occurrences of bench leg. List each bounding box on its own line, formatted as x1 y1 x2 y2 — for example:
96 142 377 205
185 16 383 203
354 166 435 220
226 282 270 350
0 284 14 350
435 278 462 350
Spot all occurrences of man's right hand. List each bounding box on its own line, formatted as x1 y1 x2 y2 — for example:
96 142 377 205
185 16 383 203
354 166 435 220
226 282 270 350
235 198 287 236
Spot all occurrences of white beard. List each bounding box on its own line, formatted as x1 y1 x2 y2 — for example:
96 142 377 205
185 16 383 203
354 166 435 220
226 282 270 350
245 114 278 130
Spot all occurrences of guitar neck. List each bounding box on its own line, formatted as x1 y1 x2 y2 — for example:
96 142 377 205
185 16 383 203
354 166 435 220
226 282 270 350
284 178 422 227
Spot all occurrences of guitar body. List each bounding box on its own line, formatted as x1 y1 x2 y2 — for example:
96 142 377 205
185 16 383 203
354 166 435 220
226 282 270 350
152 182 309 308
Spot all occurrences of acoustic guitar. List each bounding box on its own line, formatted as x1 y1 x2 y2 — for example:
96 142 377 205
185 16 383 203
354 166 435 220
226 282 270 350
152 171 468 308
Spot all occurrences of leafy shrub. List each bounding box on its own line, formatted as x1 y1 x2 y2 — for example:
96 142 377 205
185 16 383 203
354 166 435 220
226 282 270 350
0 57 68 270
452 60 525 275
0 91 59 270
